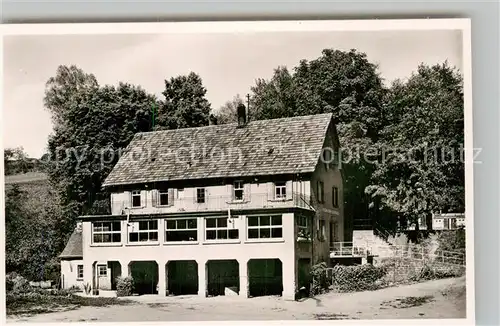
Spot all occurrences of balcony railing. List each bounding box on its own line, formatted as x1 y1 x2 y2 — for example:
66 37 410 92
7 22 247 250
114 192 315 215
330 242 368 257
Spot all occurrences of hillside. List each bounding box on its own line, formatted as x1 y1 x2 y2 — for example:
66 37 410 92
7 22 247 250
5 172 48 185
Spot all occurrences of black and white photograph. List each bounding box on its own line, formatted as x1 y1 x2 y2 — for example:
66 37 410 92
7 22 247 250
2 19 473 323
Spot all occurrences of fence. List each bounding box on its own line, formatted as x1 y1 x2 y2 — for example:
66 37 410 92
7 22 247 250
329 241 465 266
324 255 465 290
375 244 466 266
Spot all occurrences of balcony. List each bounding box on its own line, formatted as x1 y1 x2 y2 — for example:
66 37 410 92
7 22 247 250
329 242 368 257
114 192 315 215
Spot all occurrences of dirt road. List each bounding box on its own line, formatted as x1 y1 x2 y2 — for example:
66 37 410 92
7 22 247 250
8 276 466 322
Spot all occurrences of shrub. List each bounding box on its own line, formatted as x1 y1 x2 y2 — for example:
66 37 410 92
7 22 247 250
309 262 329 295
436 227 466 260
116 276 134 297
83 282 92 295
411 262 465 281
330 264 386 292
6 272 32 293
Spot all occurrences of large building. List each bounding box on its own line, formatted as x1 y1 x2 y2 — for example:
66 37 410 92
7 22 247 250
59 110 349 300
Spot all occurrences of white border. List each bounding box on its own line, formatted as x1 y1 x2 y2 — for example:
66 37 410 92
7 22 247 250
0 18 474 326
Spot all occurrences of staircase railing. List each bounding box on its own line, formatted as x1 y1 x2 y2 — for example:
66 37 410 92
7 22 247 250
373 222 394 243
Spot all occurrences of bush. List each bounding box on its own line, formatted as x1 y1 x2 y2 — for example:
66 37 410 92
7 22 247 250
6 272 32 294
116 276 134 297
436 227 466 255
411 262 465 281
330 264 386 292
310 262 329 295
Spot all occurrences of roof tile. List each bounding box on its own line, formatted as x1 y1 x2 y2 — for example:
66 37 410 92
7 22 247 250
103 113 333 187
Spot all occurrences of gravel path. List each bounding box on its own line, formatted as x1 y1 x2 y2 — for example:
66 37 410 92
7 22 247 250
8 276 466 322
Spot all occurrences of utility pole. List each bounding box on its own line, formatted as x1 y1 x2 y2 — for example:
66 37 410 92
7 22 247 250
246 94 250 110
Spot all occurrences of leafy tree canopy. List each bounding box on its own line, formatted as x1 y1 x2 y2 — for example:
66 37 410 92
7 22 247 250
366 62 464 229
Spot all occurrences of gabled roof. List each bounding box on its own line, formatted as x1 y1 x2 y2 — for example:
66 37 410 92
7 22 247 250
103 113 335 187
59 229 83 259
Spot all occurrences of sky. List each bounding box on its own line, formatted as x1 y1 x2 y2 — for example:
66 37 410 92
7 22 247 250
3 29 463 158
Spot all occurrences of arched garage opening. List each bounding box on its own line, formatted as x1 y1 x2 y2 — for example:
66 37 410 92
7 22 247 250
167 260 198 295
206 260 239 297
248 259 283 297
130 261 158 295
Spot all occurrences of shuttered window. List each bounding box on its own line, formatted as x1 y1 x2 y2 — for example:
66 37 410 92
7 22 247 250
274 181 286 199
234 181 244 201
196 188 206 203
158 189 169 206
131 190 141 207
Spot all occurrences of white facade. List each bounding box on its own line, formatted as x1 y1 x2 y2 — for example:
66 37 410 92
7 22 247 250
78 175 343 300
432 213 466 230
60 259 84 290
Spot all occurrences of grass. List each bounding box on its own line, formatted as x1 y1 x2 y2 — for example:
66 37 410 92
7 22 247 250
7 291 134 316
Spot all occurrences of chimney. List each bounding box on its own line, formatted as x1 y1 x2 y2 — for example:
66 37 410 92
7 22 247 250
209 114 218 126
237 103 247 127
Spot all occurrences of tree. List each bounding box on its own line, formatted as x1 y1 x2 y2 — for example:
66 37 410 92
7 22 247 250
46 78 158 237
44 65 99 129
156 72 212 129
250 66 300 120
214 94 244 125
248 49 387 236
4 147 30 175
5 181 64 281
366 62 464 234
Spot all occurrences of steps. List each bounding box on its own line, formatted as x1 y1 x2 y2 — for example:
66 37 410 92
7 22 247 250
352 230 395 258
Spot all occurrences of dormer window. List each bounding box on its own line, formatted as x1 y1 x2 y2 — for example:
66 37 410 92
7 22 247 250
234 181 244 201
131 190 142 207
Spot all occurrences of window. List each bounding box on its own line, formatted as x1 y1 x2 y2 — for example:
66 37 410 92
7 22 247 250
131 190 142 207
332 186 339 208
317 181 325 203
196 188 206 203
274 181 286 199
77 265 84 279
165 218 197 242
297 215 311 240
97 265 107 277
129 220 158 242
158 189 169 206
234 181 244 201
247 215 283 239
92 222 121 243
330 222 338 244
205 217 239 240
322 148 333 170
318 219 326 241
